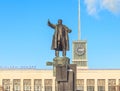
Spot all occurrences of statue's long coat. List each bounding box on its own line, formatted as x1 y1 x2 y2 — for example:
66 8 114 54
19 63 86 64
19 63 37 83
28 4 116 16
51 24 71 51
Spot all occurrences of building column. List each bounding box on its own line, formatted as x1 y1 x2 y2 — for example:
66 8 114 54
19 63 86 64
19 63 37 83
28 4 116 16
21 79 23 91
31 79 34 91
10 79 13 91
94 79 97 91
116 79 119 91
84 79 87 91
105 79 108 91
42 79 44 91
52 77 55 91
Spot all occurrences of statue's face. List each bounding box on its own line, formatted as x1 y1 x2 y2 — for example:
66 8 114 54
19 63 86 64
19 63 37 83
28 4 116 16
58 20 62 24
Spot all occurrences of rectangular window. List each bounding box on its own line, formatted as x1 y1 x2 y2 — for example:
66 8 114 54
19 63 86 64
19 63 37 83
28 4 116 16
44 79 52 91
87 79 94 91
87 86 94 91
34 79 42 91
76 79 84 91
97 79 105 91
13 79 21 91
118 79 120 91
98 86 105 91
108 79 116 91
2 79 10 91
73 61 87 66
23 79 31 91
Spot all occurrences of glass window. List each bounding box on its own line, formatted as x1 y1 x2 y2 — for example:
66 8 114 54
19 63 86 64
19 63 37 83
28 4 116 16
73 61 87 66
97 79 105 91
2 79 10 91
87 79 94 91
44 79 52 91
87 86 94 91
98 86 105 91
108 79 116 91
23 79 31 91
34 79 42 91
13 79 21 91
76 79 84 91
118 79 120 91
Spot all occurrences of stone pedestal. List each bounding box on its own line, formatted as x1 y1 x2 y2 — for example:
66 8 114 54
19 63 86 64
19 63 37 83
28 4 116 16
53 57 76 91
47 57 76 91
53 57 70 76
56 64 76 91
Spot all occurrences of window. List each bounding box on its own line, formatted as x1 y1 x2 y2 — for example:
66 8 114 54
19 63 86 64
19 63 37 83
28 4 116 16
34 79 42 91
87 86 94 91
118 79 120 91
76 79 84 91
44 79 52 91
87 79 94 91
13 79 21 91
97 79 105 91
73 61 87 66
108 79 116 91
2 79 10 91
23 79 31 91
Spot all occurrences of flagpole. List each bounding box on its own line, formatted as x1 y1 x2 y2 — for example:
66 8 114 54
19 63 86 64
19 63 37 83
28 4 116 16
78 0 81 40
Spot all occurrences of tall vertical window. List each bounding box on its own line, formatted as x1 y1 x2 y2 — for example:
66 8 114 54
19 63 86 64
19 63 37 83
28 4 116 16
23 79 31 91
118 79 120 91
97 79 105 91
76 79 84 91
73 61 87 66
44 79 52 91
108 79 116 91
13 79 21 91
2 79 10 91
34 79 42 91
87 79 94 91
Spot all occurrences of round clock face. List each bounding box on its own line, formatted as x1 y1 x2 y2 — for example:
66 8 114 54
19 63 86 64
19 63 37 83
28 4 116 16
75 45 85 56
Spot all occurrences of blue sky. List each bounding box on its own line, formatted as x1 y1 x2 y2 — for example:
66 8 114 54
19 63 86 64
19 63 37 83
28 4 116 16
0 0 120 69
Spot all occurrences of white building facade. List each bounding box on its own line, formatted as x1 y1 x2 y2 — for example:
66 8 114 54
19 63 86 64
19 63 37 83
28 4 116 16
0 69 120 91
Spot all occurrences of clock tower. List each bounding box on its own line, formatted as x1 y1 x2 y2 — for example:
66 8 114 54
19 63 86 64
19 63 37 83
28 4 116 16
72 40 88 69
72 0 88 69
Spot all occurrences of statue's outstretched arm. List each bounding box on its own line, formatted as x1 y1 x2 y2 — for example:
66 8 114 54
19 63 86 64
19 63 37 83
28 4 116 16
48 20 56 29
64 26 72 33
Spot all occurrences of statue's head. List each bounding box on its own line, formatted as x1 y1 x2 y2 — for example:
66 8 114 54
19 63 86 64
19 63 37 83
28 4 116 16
58 19 62 24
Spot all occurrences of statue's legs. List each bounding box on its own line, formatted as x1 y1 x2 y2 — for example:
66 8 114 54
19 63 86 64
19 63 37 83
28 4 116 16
55 50 59 57
62 49 66 56
61 38 66 57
